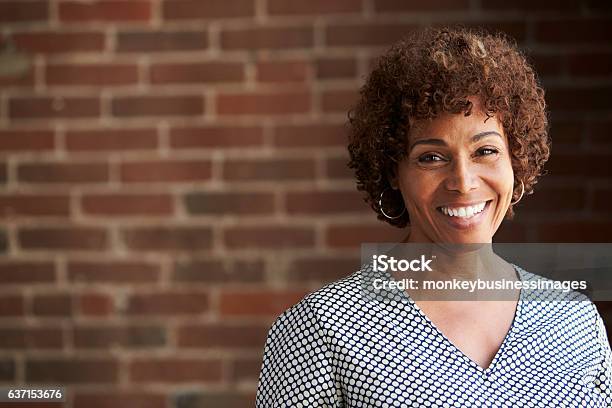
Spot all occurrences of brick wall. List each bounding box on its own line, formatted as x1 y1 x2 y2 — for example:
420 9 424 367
0 0 610 407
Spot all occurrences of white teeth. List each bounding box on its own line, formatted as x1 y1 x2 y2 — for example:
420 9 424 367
440 202 487 219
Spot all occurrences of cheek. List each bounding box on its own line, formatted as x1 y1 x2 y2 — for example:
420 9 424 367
501 161 515 191
400 168 439 208
488 155 514 189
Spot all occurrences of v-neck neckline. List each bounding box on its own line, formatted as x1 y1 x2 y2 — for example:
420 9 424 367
402 264 524 376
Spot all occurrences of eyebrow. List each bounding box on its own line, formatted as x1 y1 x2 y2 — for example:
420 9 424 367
408 131 503 152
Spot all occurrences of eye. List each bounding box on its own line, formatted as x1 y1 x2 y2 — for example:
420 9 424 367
476 147 499 156
418 153 445 163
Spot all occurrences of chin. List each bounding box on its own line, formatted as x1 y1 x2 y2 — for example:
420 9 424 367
440 234 491 245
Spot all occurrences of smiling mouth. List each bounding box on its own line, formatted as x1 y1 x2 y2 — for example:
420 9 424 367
436 200 493 219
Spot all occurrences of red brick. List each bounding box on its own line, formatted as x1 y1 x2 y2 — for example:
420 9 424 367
0 65 35 87
326 22 417 47
520 186 585 212
546 153 612 178
0 261 56 284
593 189 612 213
223 158 315 181
162 0 255 19
586 2 612 11
325 156 352 179
528 53 565 77
126 291 209 315
273 123 347 147
481 0 579 10
268 0 361 15
374 0 468 11
81 193 174 216
177 323 268 348
59 0 152 22
230 357 261 382
0 327 63 349
491 223 526 243
112 95 204 117
151 61 244 84
536 222 612 242
286 190 368 214
568 52 612 77
0 163 6 184
68 260 161 284
547 86 612 112
173 392 254 408
327 21 525 47
288 256 358 282
9 96 100 119
0 1 48 23
0 229 7 253
589 120 612 146
0 194 70 217
326 224 406 248
46 63 139 86
224 226 315 249
18 227 109 250
73 392 165 408
120 160 211 182
368 56 382 70
0 129 54 152
32 293 72 317
0 358 15 381
184 191 274 215
74 325 165 349
219 289 308 316
130 358 221 383
535 18 612 44
321 88 359 113
217 91 310 115
315 57 357 79
0 295 24 317
549 118 583 146
169 125 264 149
256 60 309 83
26 359 118 384
121 226 213 251
78 293 114 316
65 128 158 151
221 26 313 50
18 162 109 184
117 30 208 52
173 258 264 283
14 31 105 54
492 223 524 240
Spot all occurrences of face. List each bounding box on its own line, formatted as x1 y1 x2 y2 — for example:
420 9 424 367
392 98 514 244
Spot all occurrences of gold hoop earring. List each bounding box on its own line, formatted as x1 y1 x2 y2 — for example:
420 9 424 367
510 180 524 205
378 188 406 220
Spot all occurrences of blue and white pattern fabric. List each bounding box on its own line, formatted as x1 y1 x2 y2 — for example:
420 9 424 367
256 264 612 407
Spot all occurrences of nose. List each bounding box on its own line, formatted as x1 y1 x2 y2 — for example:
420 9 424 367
444 155 479 194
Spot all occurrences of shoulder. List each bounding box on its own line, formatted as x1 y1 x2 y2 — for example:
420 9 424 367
305 268 364 309
269 267 366 333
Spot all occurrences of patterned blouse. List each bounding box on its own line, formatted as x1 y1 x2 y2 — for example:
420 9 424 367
257 264 612 407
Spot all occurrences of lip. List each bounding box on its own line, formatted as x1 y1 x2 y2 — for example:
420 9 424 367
436 200 493 230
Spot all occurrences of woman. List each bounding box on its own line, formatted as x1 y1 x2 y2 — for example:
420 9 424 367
256 26 611 407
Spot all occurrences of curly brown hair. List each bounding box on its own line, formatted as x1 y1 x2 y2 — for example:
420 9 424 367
347 26 550 228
